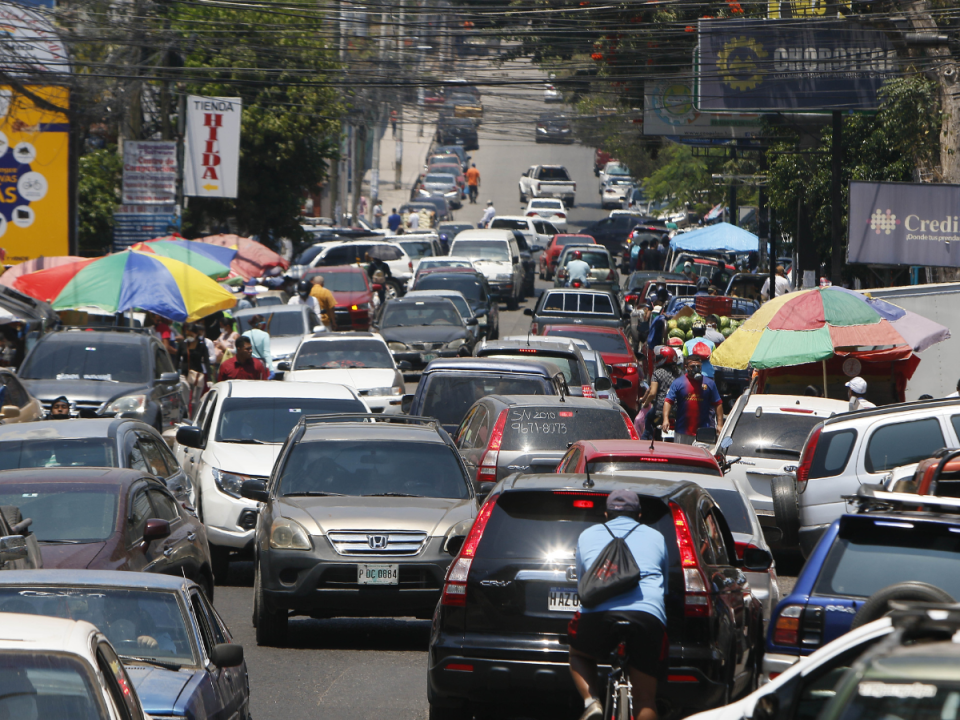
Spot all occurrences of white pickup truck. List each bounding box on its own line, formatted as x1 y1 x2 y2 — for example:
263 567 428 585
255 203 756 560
519 165 576 207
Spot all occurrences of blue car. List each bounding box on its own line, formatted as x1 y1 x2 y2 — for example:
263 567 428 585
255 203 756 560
0 570 250 720
764 499 960 679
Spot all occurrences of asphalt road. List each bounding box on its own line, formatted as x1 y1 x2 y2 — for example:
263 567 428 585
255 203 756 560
212 57 796 720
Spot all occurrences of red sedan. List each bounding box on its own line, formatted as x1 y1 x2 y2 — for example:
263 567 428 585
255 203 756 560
542 325 643 414
556 439 722 475
538 233 596 281
304 266 373 331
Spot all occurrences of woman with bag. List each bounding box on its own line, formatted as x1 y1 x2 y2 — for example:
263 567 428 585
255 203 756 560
567 490 669 720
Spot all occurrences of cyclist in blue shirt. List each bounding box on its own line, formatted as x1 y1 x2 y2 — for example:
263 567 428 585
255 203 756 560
568 489 669 720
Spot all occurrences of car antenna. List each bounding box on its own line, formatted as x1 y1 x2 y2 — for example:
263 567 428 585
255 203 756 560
583 463 594 489
649 434 655 452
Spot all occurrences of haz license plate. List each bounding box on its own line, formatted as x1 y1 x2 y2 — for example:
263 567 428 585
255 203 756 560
421 353 437 363
357 564 399 585
548 587 580 612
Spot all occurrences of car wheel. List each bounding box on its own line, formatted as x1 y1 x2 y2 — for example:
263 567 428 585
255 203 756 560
771 474 800 548
384 278 403 300
255 565 288 646
851 582 954 629
210 544 230 585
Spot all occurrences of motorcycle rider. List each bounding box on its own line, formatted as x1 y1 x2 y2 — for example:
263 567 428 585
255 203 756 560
287 279 322 316
566 250 592 287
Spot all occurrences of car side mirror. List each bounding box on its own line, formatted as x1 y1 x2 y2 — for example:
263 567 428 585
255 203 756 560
445 535 466 556
400 394 415 414
742 546 773 572
752 694 779 720
474 307 488 317
467 317 479 326
240 479 269 503
594 377 612 392
276 361 291 372
613 378 632 390
531 244 543 252
0 405 19 419
159 371 180 384
397 360 413 371
696 427 718 445
209 642 244 668
176 425 204 449
312 325 326 334
142 518 171 542
477 481 496 502
523 308 534 316
0 535 28 562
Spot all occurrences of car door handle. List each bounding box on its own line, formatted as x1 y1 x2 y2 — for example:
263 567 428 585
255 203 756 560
187 533 196 541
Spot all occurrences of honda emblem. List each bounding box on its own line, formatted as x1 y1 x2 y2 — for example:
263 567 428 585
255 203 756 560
367 535 389 550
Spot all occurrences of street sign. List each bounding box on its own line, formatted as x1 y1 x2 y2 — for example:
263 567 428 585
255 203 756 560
184 95 242 199
848 181 960 267
644 80 763 139
698 19 896 111
0 85 69 263
112 205 179 252
122 141 177 204
0 3 70 75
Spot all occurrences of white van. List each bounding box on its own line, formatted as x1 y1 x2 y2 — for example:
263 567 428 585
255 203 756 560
448 229 523 309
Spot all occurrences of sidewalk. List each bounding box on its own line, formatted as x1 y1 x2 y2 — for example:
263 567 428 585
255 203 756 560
362 105 437 220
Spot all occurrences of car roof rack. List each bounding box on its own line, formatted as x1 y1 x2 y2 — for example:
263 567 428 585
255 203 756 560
847 484 960 515
298 413 439 428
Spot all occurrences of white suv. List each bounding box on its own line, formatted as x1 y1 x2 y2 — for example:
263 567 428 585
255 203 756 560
792 397 960 556
174 380 369 581
713 393 847 546
289 239 414 288
448 230 524 309
489 215 558 247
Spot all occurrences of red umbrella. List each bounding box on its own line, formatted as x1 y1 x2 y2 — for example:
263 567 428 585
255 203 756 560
0 256 90 287
198 234 289 280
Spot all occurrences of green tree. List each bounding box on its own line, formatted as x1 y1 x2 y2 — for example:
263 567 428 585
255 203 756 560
642 143 725 214
77 148 122 256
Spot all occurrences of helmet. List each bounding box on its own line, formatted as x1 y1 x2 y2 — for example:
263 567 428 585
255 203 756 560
297 280 311 297
572 250 582 260
697 276 710 289
655 346 678 367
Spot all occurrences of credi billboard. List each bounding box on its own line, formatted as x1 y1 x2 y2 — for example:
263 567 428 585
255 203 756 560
0 86 70 262
848 181 960 267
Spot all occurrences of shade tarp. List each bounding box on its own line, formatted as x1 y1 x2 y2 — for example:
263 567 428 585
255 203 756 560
669 222 758 253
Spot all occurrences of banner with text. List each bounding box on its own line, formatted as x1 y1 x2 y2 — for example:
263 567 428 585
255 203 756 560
848 181 960 267
644 81 762 139
184 96 242 198
698 19 895 111
122 140 177 204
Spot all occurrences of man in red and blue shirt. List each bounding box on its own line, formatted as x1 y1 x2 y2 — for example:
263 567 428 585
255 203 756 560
662 354 723 445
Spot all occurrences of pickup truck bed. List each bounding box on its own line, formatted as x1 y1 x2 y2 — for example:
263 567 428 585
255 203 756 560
519 165 576 207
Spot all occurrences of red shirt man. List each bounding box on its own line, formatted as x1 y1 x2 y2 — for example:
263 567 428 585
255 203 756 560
217 336 268 381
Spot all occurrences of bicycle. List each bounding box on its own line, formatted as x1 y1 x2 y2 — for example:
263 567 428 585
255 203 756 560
604 621 634 720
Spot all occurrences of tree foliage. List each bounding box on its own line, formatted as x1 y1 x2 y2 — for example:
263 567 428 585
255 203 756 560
77 148 122 255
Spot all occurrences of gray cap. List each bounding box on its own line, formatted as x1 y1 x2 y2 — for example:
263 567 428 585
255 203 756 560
606 489 640 513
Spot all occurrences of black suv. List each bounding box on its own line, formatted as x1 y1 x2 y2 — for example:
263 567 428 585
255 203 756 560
411 271 500 341
241 415 480 646
18 328 185 429
428 473 769 718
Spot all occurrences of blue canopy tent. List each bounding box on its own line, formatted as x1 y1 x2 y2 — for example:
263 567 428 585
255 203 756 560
668 222 758 253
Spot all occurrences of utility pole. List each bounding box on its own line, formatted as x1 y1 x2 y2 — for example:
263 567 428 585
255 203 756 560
395 111 403 190
830 110 842 285
351 120 367 222
727 147 738 227
370 104 382 223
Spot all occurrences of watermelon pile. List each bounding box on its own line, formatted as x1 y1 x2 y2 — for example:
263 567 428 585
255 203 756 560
664 312 743 340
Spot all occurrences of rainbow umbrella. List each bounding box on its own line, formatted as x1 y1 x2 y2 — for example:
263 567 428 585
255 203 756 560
711 287 912 371
14 251 237 322
132 238 238 279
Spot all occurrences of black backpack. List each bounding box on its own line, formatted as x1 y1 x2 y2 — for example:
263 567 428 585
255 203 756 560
578 523 642 609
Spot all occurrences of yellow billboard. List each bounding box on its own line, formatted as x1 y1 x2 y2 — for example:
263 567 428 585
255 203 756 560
0 85 70 263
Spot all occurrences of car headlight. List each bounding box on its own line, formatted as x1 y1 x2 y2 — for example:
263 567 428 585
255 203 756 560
476 314 488 325
269 517 312 551
388 341 409 352
368 386 401 396
101 394 147 415
212 468 248 498
495 273 513 281
444 338 466 350
537 127 547 133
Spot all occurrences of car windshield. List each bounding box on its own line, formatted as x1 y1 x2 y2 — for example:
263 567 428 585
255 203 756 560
423 375 547 426
399 241 436 260
295 245 325 266
294 339 394 370
556 236 590 247
0 651 106 719
424 175 453 185
562 250 611 269
632 232 663 245
0 485 118 542
215 396 366 443
319 272 367 292
547 330 627 354
451 241 510 262
727 411 820 458
411 294 470 318
815 522 960 599
0 588 196 666
438 225 473 237
0 439 117 470
588 460 718 477
236 311 305 337
538 167 571 181
278 440 469 498
490 219 529 232
501 406 630 451
381 302 462 328
606 164 630 176
20 340 147 384
414 275 483 302
530 200 562 210
832 677 960 720
484 353 581 385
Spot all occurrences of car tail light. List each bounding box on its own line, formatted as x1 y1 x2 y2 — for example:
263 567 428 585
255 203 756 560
623 413 639 440
531 323 538 334
556 212 566 218
670 502 712 618
527 212 537 217
582 384 595 398
573 182 576 191
477 410 509 483
408 261 414 271
796 426 822 493
624 293 639 305
605 189 615 194
613 363 638 376
772 605 803 646
734 541 761 560
441 492 500 606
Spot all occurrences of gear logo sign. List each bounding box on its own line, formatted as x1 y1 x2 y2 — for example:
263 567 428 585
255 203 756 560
717 36 767 92
868 209 899 235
